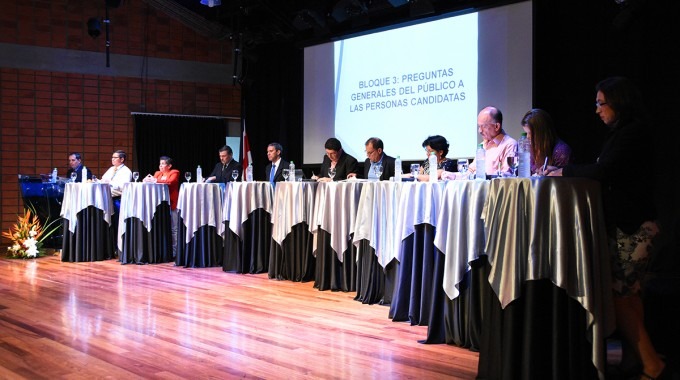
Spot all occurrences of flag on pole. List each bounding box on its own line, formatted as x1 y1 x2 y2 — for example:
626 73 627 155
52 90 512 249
242 122 252 172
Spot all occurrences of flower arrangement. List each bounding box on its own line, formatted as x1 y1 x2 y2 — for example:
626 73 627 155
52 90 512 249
2 206 60 259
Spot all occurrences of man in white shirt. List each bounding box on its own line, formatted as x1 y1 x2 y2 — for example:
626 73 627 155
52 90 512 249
101 150 132 197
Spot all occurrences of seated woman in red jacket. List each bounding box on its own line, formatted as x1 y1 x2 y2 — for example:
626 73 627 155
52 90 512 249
144 156 180 257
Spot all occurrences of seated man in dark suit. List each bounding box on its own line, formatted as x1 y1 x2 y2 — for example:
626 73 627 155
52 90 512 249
206 145 241 183
264 142 290 182
349 137 395 181
66 152 93 182
314 137 359 182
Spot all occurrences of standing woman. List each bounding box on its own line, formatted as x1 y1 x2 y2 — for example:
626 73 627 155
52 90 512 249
520 109 572 174
146 156 180 258
546 77 665 379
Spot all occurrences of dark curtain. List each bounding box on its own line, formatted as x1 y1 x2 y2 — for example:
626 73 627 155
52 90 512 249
133 115 230 180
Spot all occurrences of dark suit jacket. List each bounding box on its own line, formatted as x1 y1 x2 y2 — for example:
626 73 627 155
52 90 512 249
209 159 242 183
362 153 395 181
318 151 359 180
265 159 290 182
67 164 93 182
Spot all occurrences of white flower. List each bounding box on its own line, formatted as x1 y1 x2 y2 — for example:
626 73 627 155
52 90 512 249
23 237 37 248
29 229 37 237
11 243 21 252
25 245 38 257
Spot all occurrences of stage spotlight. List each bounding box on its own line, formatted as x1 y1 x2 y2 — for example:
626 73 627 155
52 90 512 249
87 18 101 38
200 0 221 7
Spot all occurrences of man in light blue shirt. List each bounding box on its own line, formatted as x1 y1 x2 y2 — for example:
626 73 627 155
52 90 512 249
348 137 395 181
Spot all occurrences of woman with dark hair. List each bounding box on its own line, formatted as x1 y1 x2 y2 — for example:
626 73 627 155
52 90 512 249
416 135 455 180
144 156 180 257
546 77 665 379
520 108 572 174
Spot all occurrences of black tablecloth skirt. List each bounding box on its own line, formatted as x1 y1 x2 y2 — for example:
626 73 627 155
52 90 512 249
223 209 271 274
119 203 173 264
477 278 598 380
354 240 398 305
422 253 488 350
313 230 357 292
61 206 114 262
175 216 223 268
268 222 315 282
389 223 436 325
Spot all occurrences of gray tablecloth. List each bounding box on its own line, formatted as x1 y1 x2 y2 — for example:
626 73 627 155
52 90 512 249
60 182 113 233
271 181 318 246
352 181 404 268
311 181 365 261
222 181 274 239
117 182 170 252
435 179 490 300
177 183 224 244
481 177 614 379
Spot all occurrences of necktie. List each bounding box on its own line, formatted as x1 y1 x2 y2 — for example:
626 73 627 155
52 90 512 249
270 164 276 182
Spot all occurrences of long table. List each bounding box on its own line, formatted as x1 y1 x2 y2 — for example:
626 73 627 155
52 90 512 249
56 176 613 379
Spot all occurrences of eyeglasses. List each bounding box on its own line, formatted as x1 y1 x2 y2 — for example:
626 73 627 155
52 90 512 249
595 101 608 108
477 122 497 129
112 156 121 159
365 149 375 156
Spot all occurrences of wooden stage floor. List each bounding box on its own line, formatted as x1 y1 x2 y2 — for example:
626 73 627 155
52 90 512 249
0 255 478 379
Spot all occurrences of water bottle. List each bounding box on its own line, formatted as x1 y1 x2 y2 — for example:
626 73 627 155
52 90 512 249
289 161 295 182
428 152 437 182
475 143 486 180
394 156 402 182
246 163 253 182
196 165 203 183
82 166 88 183
518 132 531 178
51 168 58 183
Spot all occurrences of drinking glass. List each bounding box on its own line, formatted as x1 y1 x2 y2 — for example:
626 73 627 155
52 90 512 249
457 159 468 176
232 170 239 181
328 167 336 181
496 160 503 178
506 156 519 177
373 164 383 180
70 171 77 182
410 164 420 181
185 172 191 182
133 171 139 182
282 169 289 181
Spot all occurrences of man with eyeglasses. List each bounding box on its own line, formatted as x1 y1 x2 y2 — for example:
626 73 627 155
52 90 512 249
443 106 517 179
101 150 132 196
348 137 395 181
101 150 132 258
